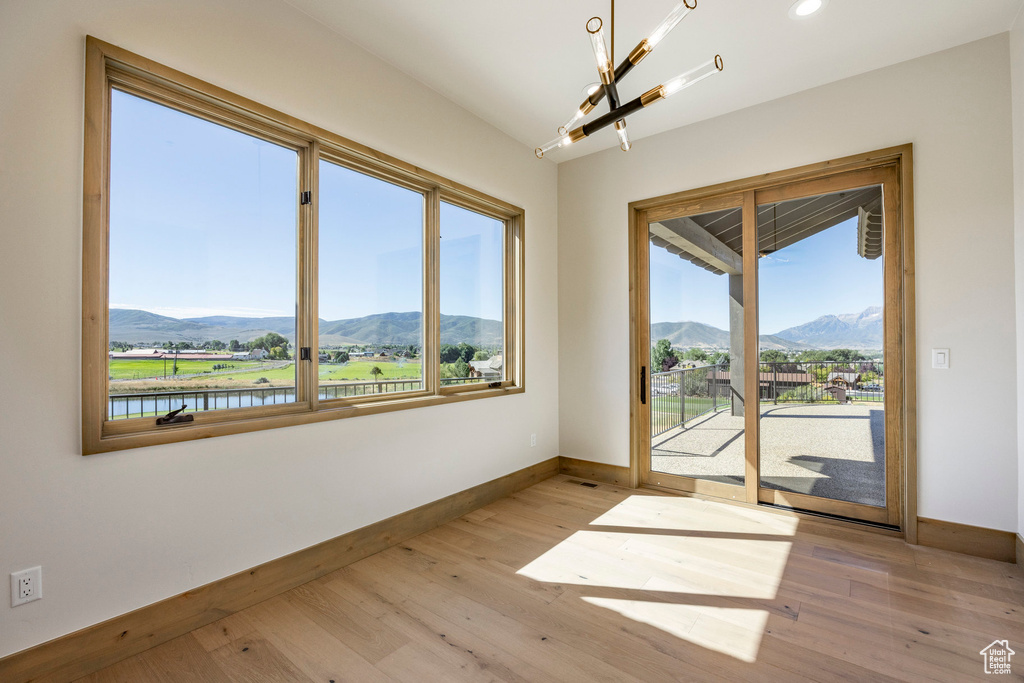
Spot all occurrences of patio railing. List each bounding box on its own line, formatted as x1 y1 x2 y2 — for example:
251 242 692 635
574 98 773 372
651 364 729 437
108 377 484 420
651 359 885 436
758 360 884 404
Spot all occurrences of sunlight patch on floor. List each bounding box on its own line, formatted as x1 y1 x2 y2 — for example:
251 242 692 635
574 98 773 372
582 598 769 663
516 494 796 662
587 494 800 536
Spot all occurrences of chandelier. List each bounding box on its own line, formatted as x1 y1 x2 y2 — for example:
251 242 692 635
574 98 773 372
536 0 723 158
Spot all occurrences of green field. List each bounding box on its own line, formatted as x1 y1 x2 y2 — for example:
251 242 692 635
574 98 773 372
651 396 718 416
109 357 422 384
108 358 265 380
319 360 423 383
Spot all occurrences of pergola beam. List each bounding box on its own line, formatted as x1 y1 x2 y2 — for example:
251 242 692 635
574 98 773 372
651 217 743 275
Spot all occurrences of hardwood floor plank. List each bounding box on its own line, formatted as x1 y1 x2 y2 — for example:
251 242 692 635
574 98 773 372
242 595 391 682
324 571 557 682
208 635 313 683
79 475 1022 682
284 581 409 664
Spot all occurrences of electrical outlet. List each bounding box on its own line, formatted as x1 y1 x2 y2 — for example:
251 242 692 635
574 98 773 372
11 566 42 607
530 433 537 447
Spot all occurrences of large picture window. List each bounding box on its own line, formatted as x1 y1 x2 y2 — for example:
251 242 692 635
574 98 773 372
83 37 524 453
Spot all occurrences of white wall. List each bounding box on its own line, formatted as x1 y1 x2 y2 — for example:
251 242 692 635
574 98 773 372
558 35 1018 532
0 0 558 657
1012 12 1024 537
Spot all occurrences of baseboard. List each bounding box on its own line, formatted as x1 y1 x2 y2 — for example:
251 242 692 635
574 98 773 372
559 456 632 486
0 457 560 683
1017 534 1024 568
917 517 1016 563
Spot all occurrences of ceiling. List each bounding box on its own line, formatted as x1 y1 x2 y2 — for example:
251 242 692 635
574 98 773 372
281 0 1023 162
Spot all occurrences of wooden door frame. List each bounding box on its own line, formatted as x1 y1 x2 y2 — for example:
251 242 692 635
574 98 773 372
628 144 917 541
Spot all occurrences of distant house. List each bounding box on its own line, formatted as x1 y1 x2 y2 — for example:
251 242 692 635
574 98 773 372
827 370 861 388
711 370 815 400
114 348 162 357
230 348 268 361
469 355 503 380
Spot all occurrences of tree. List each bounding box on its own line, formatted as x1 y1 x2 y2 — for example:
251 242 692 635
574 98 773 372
457 342 477 363
407 344 419 358
473 350 490 361
451 358 470 379
228 339 241 352
652 339 678 372
370 365 384 393
681 347 709 362
333 350 350 363
251 332 289 353
439 344 461 363
711 351 730 367
825 348 866 363
760 349 788 364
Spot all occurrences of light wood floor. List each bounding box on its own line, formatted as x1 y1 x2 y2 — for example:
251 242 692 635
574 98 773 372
79 475 1024 682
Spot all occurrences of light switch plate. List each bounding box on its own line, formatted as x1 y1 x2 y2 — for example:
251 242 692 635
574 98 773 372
932 348 950 369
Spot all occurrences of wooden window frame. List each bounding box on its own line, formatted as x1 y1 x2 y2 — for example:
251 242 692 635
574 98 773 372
82 37 525 454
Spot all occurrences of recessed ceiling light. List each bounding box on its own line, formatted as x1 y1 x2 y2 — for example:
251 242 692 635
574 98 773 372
789 0 828 20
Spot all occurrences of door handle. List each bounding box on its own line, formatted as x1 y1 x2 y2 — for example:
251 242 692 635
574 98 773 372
640 366 647 405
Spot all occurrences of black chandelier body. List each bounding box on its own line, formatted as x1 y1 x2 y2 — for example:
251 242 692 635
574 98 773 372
536 0 723 158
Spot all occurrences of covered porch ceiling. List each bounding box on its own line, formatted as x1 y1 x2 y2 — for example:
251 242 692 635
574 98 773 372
650 186 883 275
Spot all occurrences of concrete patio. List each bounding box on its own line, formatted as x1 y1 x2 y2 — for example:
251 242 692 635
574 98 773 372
651 403 885 507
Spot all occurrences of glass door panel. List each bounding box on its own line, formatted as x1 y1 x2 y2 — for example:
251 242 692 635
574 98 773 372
755 184 889 523
647 206 746 495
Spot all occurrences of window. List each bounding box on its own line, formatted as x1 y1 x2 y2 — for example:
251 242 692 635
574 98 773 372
107 90 300 419
318 160 426 400
439 201 505 387
82 37 524 453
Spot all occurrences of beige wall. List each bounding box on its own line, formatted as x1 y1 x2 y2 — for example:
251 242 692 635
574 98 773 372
1012 13 1024 536
0 0 558 657
558 35 1018 532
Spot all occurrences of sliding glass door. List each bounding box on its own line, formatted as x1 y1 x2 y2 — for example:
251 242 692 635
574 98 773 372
635 161 906 528
643 200 746 501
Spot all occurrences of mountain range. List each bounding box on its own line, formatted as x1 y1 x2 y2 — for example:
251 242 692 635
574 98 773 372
772 306 883 348
110 305 882 350
652 306 883 350
108 309 502 347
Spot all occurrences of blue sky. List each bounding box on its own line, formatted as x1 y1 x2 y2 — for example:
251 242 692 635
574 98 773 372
109 89 502 323
650 216 883 334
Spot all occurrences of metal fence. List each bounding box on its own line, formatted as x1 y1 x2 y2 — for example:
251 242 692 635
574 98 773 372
108 377 487 420
758 360 884 404
651 364 729 437
650 359 884 437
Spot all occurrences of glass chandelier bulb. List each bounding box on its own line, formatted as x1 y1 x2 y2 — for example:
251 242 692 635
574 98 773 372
586 17 613 82
662 55 723 98
647 0 697 48
535 134 572 159
558 108 586 136
614 120 631 152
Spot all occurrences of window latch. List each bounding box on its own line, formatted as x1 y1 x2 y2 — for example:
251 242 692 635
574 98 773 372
300 347 312 361
156 404 194 426
300 191 312 205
